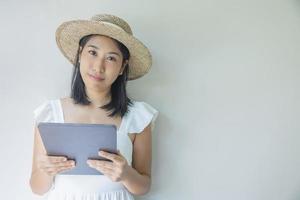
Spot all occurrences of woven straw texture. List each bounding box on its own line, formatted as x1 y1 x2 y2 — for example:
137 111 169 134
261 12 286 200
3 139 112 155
55 14 152 81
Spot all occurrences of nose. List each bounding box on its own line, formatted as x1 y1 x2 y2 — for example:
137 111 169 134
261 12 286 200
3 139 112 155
93 56 105 73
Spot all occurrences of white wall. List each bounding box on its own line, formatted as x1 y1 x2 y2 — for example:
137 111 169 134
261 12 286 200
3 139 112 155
1 0 299 199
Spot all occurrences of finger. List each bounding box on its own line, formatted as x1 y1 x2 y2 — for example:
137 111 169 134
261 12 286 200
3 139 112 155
86 160 101 167
87 160 114 170
95 165 114 175
98 151 121 163
87 162 113 177
42 167 57 176
47 156 67 163
48 160 75 167
57 165 75 173
116 150 126 160
44 168 59 176
41 160 75 170
96 160 114 170
86 160 96 168
57 160 76 167
44 165 75 175
115 150 126 160
38 161 55 169
43 165 69 172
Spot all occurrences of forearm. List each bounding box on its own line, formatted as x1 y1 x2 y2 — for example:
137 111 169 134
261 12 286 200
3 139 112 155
121 166 151 196
29 170 54 195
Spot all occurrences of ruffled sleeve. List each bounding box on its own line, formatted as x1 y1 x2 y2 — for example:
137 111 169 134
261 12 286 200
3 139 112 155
125 101 159 134
33 100 54 126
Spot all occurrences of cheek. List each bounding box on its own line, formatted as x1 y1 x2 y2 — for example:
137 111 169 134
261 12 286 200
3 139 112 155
80 59 92 69
79 66 90 83
79 65 86 76
79 60 95 76
109 68 122 80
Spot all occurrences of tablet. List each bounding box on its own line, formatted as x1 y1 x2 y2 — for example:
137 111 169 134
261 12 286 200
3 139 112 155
37 122 117 175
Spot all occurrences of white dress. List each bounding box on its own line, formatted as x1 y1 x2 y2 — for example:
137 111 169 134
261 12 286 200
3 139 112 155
33 99 159 200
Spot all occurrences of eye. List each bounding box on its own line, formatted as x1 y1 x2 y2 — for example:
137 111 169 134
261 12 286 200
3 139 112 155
88 50 97 56
107 56 117 62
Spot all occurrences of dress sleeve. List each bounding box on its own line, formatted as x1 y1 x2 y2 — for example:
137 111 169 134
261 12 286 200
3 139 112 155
126 101 159 134
33 100 54 126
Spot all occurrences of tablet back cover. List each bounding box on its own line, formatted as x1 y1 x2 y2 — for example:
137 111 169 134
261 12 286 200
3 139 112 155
38 122 117 175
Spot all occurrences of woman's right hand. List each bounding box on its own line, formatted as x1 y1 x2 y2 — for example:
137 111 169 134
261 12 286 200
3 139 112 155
37 155 76 177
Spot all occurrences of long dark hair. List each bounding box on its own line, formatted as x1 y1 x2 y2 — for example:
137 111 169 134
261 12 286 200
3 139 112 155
70 34 133 118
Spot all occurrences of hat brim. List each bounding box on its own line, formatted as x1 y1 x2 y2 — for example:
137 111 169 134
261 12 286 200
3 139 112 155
55 20 152 81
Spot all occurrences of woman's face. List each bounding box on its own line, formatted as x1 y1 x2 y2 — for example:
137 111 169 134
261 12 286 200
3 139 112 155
78 35 128 92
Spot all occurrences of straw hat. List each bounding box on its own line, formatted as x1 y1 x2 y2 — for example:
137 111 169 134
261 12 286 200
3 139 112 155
55 14 152 81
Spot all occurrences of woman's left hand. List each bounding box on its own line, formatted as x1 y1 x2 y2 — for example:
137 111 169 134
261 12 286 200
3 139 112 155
87 150 130 182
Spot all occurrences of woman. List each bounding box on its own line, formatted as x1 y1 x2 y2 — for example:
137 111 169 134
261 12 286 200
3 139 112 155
29 14 159 200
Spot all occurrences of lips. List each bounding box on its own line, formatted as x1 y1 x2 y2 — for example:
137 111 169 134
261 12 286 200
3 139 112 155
88 74 105 81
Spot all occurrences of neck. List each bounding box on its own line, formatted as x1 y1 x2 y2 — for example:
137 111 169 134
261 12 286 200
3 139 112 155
85 88 111 108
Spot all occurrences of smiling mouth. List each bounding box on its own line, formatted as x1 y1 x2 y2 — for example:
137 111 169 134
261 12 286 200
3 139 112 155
88 74 105 81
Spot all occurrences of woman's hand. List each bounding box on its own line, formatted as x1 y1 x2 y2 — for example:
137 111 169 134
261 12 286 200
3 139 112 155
37 155 76 177
87 150 130 182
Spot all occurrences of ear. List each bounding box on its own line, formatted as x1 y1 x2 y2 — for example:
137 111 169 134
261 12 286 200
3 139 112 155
119 60 129 75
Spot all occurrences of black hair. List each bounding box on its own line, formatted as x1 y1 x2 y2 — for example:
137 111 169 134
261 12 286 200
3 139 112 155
70 34 133 118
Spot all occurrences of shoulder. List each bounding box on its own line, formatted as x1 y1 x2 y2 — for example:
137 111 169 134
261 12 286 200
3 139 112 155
59 96 75 110
124 100 159 134
60 96 74 104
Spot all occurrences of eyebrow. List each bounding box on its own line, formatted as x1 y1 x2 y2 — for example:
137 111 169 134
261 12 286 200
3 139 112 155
87 45 121 57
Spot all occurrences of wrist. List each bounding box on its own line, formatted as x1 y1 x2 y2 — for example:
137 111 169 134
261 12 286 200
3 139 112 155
121 164 133 182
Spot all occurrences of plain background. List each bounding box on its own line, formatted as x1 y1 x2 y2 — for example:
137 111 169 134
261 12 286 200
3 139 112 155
0 0 299 200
